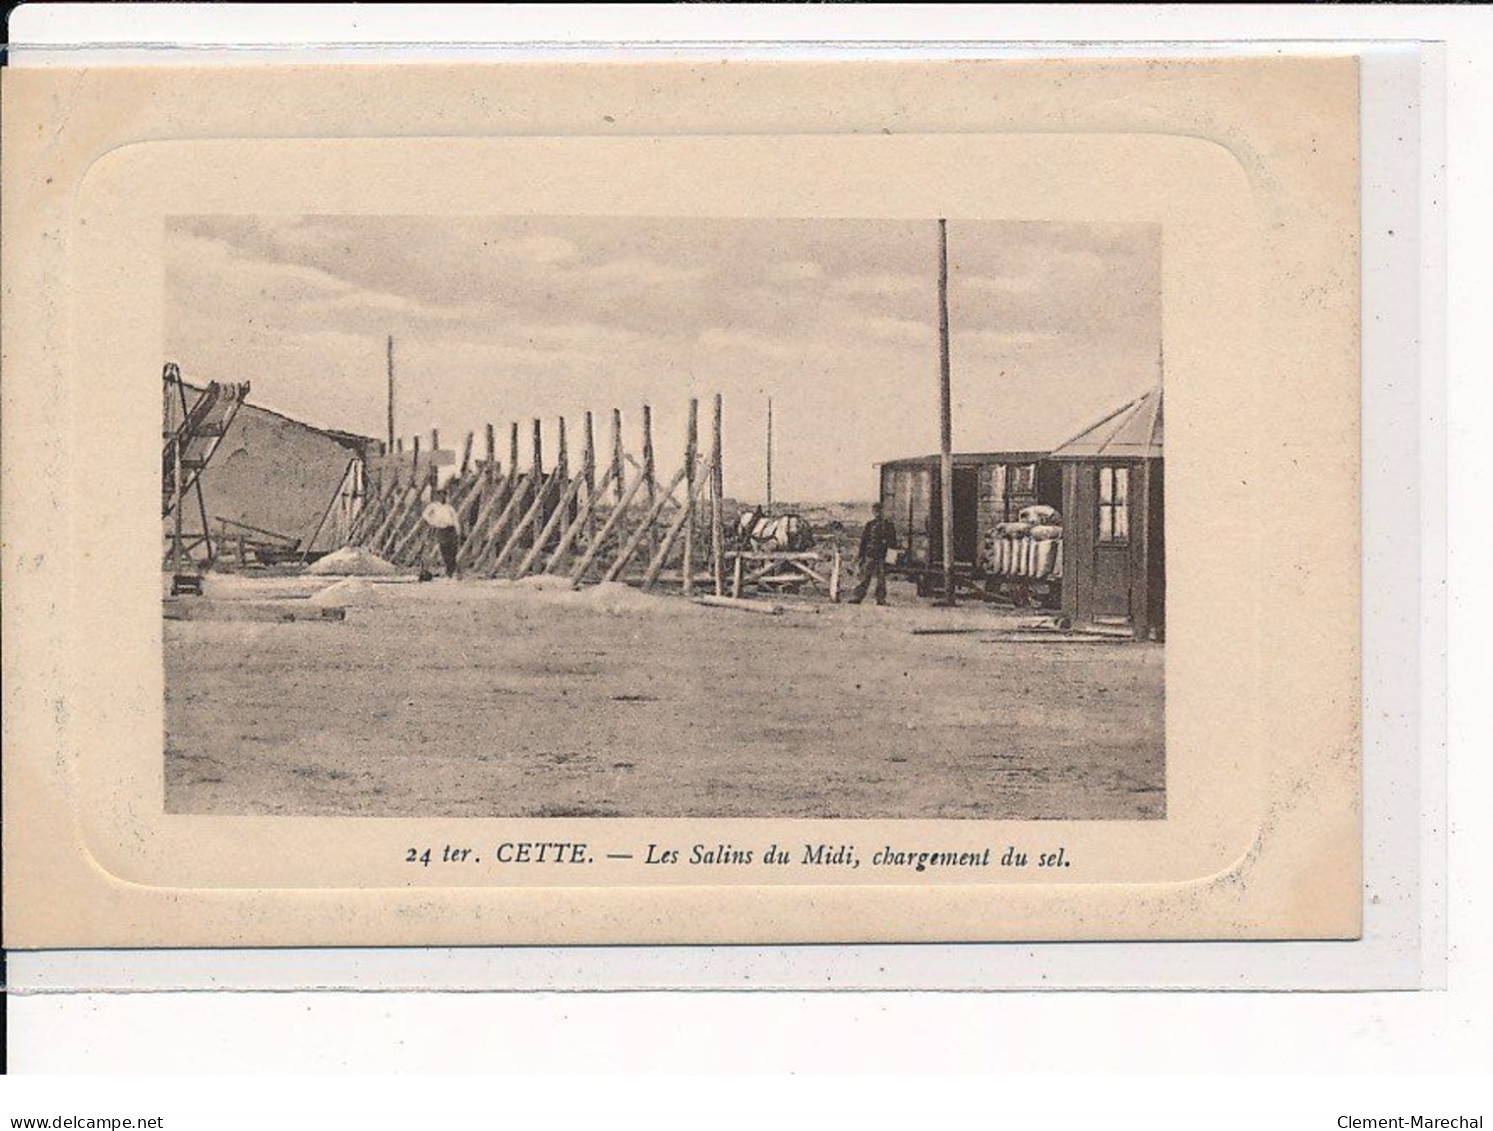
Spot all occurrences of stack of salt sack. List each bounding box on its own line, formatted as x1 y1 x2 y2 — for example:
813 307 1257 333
986 520 1029 575
1018 505 1063 579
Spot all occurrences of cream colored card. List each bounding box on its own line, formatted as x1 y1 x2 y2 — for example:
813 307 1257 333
2 57 1359 947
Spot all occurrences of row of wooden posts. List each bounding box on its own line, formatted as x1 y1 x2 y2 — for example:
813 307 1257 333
344 395 732 594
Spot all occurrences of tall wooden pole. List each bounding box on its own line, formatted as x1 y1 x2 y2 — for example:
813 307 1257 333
386 336 396 453
584 411 597 544
938 218 956 606
711 392 725 596
766 397 774 513
485 422 497 483
682 398 699 595
610 408 626 554
530 419 544 548
640 404 655 559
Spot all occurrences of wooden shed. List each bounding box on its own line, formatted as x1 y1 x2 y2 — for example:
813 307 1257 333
1050 387 1164 640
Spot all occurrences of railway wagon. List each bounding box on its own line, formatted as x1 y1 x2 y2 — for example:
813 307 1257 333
877 450 1065 606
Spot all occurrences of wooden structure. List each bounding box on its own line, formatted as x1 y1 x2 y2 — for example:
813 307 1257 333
727 548 841 601
1051 387 1165 641
162 364 251 567
341 395 735 596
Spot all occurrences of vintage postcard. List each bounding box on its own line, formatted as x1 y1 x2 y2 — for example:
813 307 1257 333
2 57 1361 947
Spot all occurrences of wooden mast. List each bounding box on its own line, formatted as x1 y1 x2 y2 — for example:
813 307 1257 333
937 218 955 607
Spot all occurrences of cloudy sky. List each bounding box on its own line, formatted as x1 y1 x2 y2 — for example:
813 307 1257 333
165 216 1161 502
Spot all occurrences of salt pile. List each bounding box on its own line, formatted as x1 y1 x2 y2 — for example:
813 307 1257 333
304 546 402 577
306 578 377 606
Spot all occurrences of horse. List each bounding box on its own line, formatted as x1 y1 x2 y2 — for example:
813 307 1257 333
735 507 815 553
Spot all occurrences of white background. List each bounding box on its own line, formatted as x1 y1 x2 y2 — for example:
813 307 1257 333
2 1 1487 1119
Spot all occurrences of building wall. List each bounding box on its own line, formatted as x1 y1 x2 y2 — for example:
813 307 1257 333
169 392 375 555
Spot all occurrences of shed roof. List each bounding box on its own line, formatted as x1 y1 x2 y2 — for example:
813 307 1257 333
878 450 1053 471
1050 386 1163 460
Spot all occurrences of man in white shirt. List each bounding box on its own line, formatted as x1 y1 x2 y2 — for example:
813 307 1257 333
421 485 462 578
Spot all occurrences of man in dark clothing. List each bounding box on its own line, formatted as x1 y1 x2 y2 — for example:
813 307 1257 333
849 502 898 606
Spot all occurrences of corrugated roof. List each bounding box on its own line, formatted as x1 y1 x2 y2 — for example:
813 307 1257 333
1050 386 1163 460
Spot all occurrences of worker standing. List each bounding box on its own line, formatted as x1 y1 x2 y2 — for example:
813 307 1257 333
421 485 462 579
849 502 898 606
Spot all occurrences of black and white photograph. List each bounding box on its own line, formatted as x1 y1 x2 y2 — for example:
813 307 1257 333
161 214 1165 822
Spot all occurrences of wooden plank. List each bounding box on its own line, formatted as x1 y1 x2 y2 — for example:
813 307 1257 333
163 598 346 623
693 595 783 616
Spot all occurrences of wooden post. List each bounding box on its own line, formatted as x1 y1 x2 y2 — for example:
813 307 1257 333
597 464 687 584
731 553 744 599
485 423 497 482
517 416 590 575
457 463 518 567
937 217 956 607
458 431 474 479
682 398 698 595
523 419 542 552
489 471 558 576
642 471 708 590
766 396 773 513
641 404 656 560
386 335 395 453
544 461 618 574
547 416 568 548
710 393 725 596
469 471 533 574
572 467 653 584
516 465 589 576
611 408 626 553
830 545 842 603
583 411 597 546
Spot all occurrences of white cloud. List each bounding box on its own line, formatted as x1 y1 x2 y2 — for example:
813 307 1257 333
833 272 927 298
856 315 935 345
511 235 580 264
763 260 824 284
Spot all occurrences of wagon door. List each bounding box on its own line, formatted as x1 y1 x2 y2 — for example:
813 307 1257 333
951 466 980 565
1092 464 1133 619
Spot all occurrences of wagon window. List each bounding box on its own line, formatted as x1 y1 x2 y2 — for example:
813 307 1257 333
1009 463 1036 494
1098 465 1130 544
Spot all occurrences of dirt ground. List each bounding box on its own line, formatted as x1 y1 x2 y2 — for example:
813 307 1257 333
164 574 1164 820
